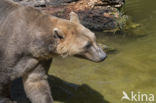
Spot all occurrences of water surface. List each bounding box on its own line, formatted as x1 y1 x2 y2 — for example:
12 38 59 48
49 0 156 103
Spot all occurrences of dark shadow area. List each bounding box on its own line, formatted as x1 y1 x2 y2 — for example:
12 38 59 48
48 75 109 103
11 75 109 103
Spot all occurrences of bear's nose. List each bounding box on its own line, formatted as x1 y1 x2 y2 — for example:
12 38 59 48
99 55 107 62
97 49 107 62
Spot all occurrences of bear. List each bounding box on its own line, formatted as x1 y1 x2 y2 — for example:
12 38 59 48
0 0 107 103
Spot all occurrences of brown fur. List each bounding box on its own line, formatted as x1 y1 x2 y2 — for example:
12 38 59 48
0 0 106 103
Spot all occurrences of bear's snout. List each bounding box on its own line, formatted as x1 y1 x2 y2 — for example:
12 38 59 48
96 48 107 62
92 46 107 62
75 45 107 63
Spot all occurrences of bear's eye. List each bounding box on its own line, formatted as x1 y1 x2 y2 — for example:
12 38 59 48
84 42 92 49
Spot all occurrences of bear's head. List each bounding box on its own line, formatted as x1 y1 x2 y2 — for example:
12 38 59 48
52 12 106 62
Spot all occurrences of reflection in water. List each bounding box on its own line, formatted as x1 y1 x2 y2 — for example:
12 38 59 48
11 76 109 103
49 75 109 103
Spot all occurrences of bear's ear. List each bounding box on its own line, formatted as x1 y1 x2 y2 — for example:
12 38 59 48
70 11 80 23
53 28 64 40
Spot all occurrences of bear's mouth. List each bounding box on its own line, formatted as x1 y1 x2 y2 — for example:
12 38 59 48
74 54 107 63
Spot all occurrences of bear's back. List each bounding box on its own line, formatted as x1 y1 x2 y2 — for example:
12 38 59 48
0 0 20 20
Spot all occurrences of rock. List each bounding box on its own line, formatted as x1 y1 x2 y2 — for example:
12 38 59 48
48 0 79 5
101 0 125 8
13 0 49 6
13 0 79 6
14 0 126 31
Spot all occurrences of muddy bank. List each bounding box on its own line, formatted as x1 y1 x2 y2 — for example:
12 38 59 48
14 0 126 31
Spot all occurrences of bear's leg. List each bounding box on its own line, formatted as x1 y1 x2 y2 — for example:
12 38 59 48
22 65 53 103
0 73 16 103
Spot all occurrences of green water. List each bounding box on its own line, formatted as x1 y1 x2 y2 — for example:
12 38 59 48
49 0 156 103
